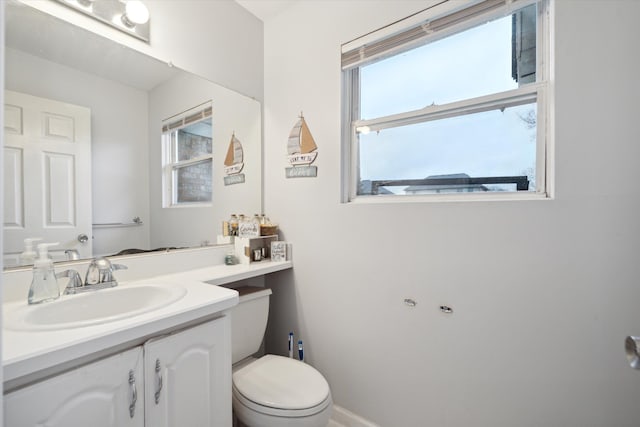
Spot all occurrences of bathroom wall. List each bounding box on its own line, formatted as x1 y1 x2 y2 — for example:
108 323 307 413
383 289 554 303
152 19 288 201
263 1 640 426
144 0 264 101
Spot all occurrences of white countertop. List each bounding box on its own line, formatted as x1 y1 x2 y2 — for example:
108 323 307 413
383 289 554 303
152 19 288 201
3 260 292 388
155 260 293 285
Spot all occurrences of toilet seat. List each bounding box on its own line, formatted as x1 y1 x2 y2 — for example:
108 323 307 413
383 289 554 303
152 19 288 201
232 355 331 417
233 384 332 418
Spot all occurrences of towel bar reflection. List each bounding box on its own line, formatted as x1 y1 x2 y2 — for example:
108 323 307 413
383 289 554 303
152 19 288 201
93 217 143 229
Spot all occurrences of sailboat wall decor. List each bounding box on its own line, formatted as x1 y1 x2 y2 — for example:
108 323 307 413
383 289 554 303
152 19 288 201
286 113 318 178
224 133 245 185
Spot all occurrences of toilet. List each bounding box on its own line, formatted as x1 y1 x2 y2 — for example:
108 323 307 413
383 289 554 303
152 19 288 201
230 286 332 427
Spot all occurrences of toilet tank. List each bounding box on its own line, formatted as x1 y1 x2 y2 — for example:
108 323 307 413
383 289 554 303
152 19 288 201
230 286 272 364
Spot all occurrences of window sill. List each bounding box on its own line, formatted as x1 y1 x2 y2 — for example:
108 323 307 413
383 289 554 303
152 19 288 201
347 191 551 204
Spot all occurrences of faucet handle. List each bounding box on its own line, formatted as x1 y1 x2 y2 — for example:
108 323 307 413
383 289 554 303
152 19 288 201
57 269 83 294
112 263 128 271
85 257 112 285
64 249 80 261
85 257 127 286
85 258 103 285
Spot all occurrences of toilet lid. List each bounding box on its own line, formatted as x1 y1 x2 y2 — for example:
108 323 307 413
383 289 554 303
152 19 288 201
233 355 330 410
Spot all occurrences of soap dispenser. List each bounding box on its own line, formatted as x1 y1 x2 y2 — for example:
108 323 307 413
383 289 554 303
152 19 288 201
19 237 42 265
28 242 60 305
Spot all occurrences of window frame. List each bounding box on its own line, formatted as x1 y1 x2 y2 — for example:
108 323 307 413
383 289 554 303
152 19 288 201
161 103 213 208
340 0 552 203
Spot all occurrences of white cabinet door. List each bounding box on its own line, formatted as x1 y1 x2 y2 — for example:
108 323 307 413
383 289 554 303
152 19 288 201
4 347 144 427
144 317 232 427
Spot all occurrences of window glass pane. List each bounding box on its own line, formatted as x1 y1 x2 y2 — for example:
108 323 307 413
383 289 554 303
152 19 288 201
359 4 537 119
177 119 212 161
175 160 212 203
357 103 536 195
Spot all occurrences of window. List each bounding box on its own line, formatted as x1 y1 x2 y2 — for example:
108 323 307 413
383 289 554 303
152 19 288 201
341 0 549 201
162 103 213 207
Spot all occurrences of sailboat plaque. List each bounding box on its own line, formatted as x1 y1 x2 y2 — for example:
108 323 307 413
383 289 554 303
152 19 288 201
286 114 318 178
224 133 245 185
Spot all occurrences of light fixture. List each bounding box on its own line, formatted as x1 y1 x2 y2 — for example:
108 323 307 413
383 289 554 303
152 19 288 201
121 0 150 28
55 0 151 43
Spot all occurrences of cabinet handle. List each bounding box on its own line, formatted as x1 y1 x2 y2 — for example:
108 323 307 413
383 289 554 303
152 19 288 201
154 359 163 404
128 370 137 418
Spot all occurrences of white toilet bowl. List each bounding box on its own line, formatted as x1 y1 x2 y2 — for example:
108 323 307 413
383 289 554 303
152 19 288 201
229 288 332 427
232 355 332 427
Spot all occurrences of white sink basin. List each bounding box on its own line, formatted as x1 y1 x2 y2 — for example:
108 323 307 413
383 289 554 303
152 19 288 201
4 284 187 331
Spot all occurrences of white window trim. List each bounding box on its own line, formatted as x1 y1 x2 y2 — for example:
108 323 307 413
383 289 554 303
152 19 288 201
353 86 539 134
161 102 213 208
340 0 553 203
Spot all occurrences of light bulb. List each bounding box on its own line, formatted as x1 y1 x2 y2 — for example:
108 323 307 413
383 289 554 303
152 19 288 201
121 0 149 27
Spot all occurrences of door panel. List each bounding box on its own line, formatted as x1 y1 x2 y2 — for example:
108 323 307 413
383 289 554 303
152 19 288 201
144 317 232 427
44 152 76 226
4 347 144 427
3 146 23 227
3 90 92 265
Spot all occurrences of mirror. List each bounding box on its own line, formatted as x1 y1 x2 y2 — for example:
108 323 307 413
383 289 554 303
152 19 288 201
3 2 262 268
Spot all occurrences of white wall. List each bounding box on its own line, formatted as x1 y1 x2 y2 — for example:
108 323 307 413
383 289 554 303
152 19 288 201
145 0 264 101
5 48 150 256
263 1 640 426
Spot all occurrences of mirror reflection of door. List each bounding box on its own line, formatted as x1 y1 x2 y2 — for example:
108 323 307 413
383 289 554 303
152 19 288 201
3 90 92 266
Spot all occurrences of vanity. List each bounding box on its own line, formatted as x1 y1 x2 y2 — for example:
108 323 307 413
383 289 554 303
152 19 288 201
2 245 292 426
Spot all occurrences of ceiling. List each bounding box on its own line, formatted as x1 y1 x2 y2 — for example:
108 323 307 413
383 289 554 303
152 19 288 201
235 0 298 22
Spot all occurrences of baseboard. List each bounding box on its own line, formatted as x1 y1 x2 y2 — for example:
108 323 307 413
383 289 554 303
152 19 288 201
331 405 380 427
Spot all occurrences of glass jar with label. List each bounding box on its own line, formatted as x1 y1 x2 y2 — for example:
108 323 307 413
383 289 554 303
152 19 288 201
228 214 238 236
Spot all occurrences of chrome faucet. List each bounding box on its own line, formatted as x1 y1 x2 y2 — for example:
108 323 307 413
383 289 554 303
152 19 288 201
65 249 80 261
56 269 83 295
57 257 128 295
84 257 128 288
